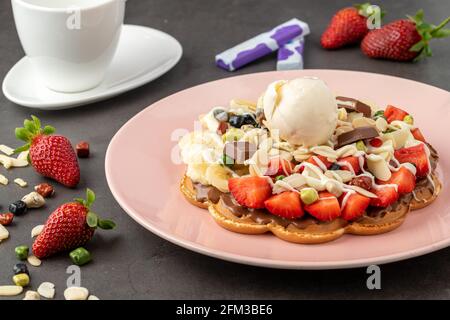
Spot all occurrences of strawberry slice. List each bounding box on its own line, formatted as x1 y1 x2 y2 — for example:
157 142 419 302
411 128 426 143
306 155 333 170
304 192 341 222
341 192 371 221
266 157 293 176
369 138 383 148
394 144 429 178
228 176 272 209
382 166 416 193
384 105 408 123
338 156 361 174
370 186 399 207
264 191 304 219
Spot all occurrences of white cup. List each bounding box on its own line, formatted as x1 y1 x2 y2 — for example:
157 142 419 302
12 0 126 93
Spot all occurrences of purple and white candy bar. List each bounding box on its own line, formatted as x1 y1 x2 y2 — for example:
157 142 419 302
276 37 305 71
216 18 310 72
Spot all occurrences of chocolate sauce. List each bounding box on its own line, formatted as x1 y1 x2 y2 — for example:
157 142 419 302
193 183 221 204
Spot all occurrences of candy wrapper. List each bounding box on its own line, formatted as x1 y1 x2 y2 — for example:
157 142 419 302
276 37 305 71
216 18 310 72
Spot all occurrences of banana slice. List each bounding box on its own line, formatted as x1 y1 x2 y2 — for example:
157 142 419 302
205 164 232 193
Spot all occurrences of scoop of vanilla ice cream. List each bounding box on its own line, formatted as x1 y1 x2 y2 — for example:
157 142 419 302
262 77 338 147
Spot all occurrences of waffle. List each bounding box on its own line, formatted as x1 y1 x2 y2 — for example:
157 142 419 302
180 173 442 244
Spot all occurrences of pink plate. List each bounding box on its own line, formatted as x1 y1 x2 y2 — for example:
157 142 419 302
105 70 449 269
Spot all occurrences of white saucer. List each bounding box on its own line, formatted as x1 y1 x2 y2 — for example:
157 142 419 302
2 25 183 110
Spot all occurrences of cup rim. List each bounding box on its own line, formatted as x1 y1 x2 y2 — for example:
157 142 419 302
12 0 122 12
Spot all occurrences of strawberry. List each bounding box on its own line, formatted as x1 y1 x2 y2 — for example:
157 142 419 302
304 192 341 222
264 191 304 219
361 10 450 61
369 138 383 148
384 105 408 123
228 176 272 209
370 186 399 207
338 156 361 174
341 192 371 221
412 128 426 142
394 144 430 177
15 116 80 187
306 155 333 170
382 166 416 194
266 157 293 176
321 3 380 49
32 189 115 259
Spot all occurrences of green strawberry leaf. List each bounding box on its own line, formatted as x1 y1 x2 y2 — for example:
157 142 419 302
31 115 41 130
74 197 87 206
410 41 425 52
408 11 450 61
431 28 450 38
98 219 116 230
13 143 31 154
86 188 96 208
24 119 37 134
42 125 55 135
86 211 99 228
15 128 31 142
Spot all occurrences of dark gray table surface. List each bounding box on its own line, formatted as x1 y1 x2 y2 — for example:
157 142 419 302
1 0 449 300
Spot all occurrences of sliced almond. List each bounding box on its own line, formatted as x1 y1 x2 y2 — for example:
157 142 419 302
0 174 8 186
352 117 376 128
31 225 45 238
64 287 89 300
23 290 40 300
17 151 29 161
22 192 45 208
14 178 28 188
0 144 14 156
0 155 28 169
0 285 23 296
37 282 55 299
0 225 9 241
27 255 42 267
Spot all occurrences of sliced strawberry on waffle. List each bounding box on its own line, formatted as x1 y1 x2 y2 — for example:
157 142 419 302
228 176 272 209
264 191 304 219
384 105 408 123
304 192 341 222
338 156 361 174
265 157 293 176
306 155 333 170
382 166 416 194
370 186 399 207
341 192 371 221
411 128 426 143
394 143 430 178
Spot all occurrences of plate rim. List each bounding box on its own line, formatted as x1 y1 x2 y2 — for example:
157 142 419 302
1 24 183 110
105 69 450 270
